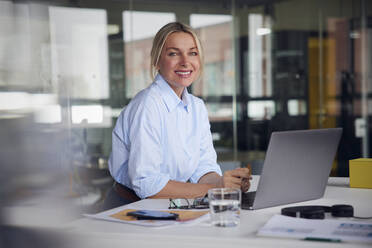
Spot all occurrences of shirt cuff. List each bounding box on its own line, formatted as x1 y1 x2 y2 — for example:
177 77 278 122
134 174 170 199
190 166 222 184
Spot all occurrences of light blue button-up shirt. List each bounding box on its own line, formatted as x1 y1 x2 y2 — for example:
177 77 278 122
108 74 222 199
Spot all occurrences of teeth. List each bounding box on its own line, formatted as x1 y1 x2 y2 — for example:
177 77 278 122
176 71 191 75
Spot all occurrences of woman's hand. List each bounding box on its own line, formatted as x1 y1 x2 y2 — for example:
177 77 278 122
220 167 251 192
241 177 251 193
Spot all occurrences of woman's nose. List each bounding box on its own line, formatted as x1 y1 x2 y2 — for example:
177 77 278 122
179 54 190 66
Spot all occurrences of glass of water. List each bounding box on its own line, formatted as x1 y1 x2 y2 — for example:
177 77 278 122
208 188 241 227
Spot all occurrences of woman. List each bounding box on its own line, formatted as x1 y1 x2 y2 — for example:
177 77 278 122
104 22 250 209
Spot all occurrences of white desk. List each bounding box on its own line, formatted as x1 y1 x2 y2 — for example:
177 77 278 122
66 177 372 248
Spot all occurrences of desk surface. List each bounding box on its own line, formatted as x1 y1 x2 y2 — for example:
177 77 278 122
66 177 372 248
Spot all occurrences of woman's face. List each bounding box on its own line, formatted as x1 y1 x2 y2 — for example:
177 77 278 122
157 32 200 98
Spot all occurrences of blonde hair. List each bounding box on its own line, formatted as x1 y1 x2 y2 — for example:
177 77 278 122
150 22 204 80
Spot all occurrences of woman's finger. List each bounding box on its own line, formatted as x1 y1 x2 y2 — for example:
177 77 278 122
224 176 242 185
224 169 250 180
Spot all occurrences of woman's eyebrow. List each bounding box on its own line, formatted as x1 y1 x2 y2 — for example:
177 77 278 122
165 47 180 51
165 47 198 51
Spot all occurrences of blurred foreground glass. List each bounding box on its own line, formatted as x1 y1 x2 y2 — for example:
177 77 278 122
208 188 241 227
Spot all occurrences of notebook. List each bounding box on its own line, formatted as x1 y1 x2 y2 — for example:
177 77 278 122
242 128 343 210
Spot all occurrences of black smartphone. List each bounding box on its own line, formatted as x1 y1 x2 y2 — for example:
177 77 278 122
126 210 179 220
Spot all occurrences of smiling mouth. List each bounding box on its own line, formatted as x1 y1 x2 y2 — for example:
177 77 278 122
175 71 192 77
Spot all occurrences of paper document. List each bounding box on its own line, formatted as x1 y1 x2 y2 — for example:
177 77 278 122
258 214 372 244
84 207 209 227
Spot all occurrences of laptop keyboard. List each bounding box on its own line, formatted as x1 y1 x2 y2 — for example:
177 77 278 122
241 191 256 209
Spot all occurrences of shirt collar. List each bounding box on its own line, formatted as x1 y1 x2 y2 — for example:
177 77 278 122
155 74 190 113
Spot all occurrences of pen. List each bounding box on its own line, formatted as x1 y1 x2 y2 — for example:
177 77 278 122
304 237 342 243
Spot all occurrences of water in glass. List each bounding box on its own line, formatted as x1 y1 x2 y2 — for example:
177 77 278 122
208 188 241 227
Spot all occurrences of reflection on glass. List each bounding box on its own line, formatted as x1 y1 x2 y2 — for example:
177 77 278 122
247 100 275 120
0 92 30 110
288 99 307 116
248 14 272 98
206 103 233 122
0 2 50 90
190 14 232 28
107 24 120 36
34 104 61 124
71 105 112 127
190 14 233 97
72 105 103 124
190 13 235 157
123 11 175 98
49 6 109 99
256 27 271 36
123 11 175 42
0 3 81 246
32 93 61 124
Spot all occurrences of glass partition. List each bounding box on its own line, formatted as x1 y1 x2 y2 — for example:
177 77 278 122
1 1 371 231
122 11 175 98
189 13 237 168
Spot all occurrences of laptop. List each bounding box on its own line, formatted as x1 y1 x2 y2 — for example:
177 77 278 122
242 128 342 210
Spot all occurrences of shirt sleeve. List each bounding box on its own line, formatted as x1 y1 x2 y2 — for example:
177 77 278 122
189 100 222 183
126 98 170 199
108 112 128 182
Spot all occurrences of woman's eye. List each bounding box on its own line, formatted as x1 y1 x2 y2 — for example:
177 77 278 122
190 52 198 56
168 52 177 56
